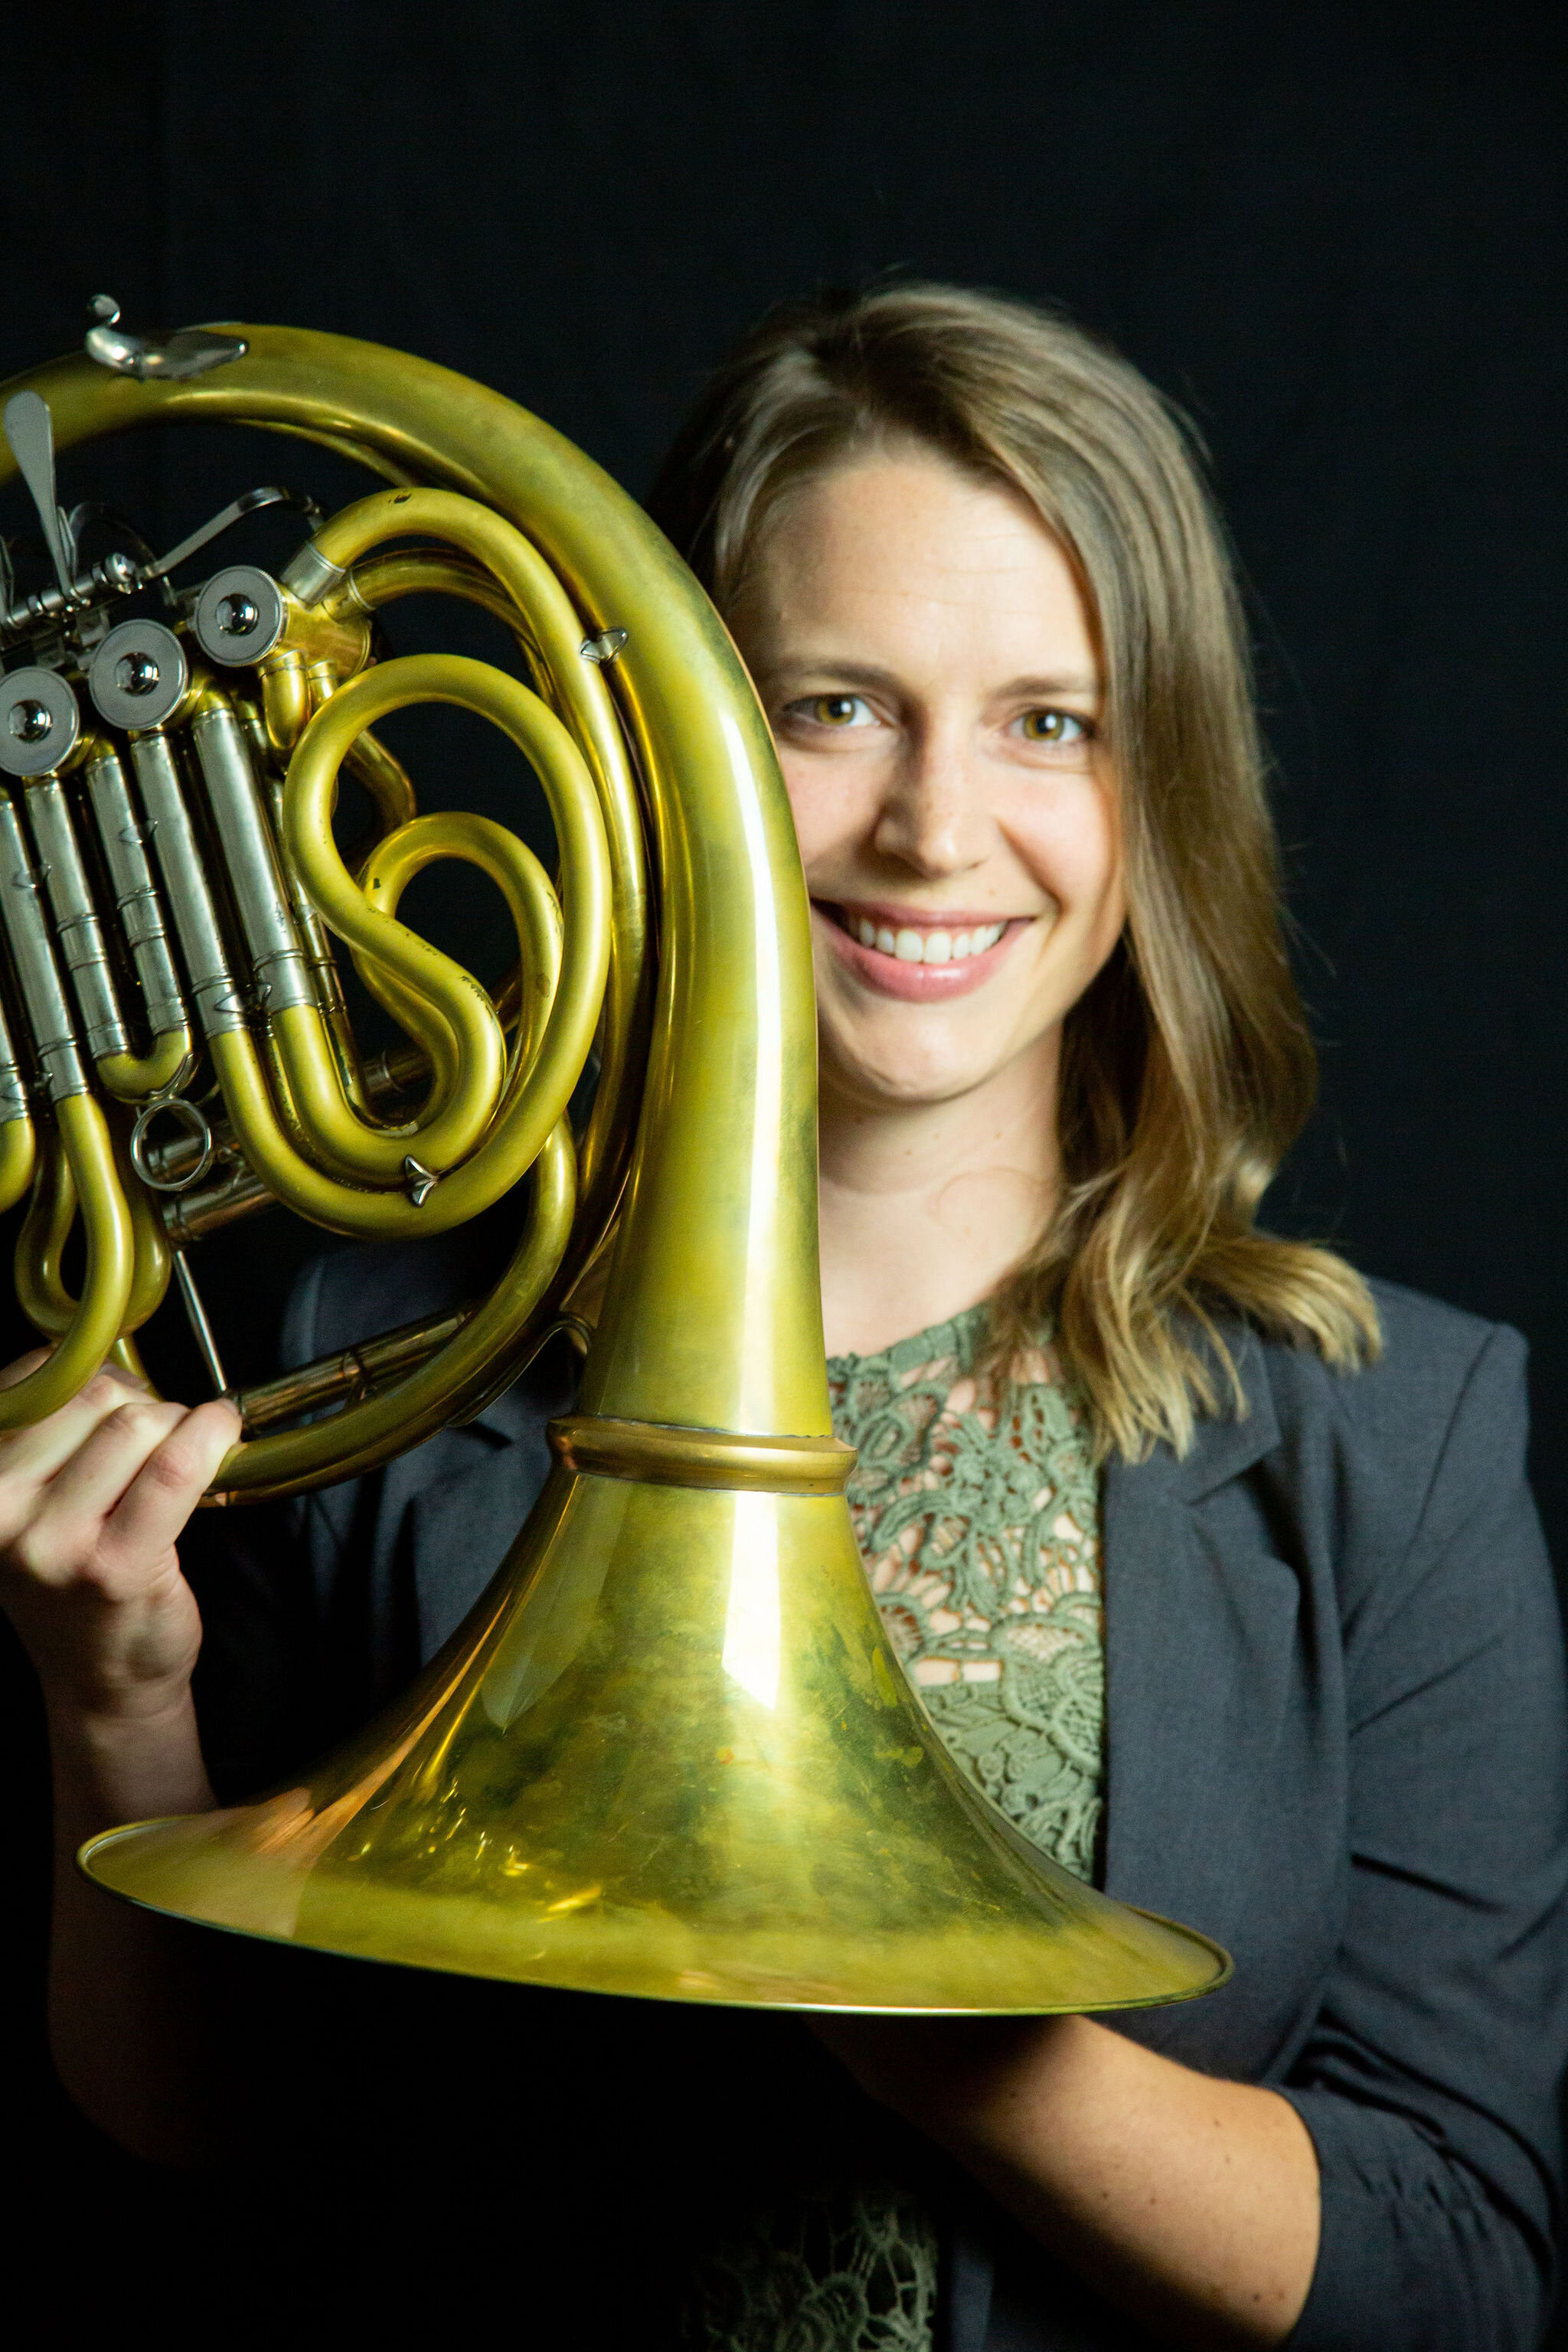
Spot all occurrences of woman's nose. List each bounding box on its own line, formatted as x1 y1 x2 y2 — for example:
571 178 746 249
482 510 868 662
871 737 990 877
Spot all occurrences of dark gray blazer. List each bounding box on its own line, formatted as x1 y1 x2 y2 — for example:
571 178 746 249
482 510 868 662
189 1240 1568 2352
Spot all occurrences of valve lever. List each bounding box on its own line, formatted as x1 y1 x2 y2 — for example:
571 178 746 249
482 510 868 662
3 391 77 598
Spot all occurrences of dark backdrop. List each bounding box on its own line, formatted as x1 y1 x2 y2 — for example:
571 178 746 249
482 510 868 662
2 0 1565 2324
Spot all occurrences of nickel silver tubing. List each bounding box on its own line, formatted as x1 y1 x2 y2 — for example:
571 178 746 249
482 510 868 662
0 795 87 1099
190 699 315 1016
128 730 247 1037
268 779 348 1019
22 776 130 1060
83 746 190 1041
0 986 30 1125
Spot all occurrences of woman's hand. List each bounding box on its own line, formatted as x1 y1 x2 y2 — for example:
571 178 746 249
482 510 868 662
812 2011 1319 2350
0 1351 241 2161
0 1352 238 1730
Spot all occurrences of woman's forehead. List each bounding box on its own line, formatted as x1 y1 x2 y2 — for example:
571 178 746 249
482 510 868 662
742 452 1097 684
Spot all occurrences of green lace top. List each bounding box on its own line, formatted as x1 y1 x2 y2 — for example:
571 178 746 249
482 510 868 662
684 1304 1106 2351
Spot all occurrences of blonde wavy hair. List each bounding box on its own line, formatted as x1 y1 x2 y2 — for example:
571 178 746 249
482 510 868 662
648 281 1378 1459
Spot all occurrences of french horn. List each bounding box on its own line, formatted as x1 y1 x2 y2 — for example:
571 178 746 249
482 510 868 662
0 306 1226 2013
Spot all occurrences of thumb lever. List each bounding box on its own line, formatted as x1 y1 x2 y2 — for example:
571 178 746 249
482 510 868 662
4 392 77 599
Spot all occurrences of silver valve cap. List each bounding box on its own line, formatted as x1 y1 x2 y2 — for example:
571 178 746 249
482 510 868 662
193 564 286 667
0 667 81 777
87 619 190 731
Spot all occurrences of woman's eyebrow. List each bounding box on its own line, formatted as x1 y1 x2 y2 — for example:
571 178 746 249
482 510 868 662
755 657 903 691
757 658 1101 699
992 672 1102 701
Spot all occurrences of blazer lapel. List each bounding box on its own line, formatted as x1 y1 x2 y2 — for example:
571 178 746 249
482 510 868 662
1100 1331 1300 2001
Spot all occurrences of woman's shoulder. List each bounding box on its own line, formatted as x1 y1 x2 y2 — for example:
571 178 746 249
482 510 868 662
1223 1277 1542 1609
1250 1273 1527 1461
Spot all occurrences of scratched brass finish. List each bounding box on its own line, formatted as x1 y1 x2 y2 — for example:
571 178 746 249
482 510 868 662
85 1469 1227 2010
6 324 1226 2010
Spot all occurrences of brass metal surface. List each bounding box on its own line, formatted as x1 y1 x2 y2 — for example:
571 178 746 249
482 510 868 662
84 1465 1227 2011
0 324 1227 2011
0 338 636 1494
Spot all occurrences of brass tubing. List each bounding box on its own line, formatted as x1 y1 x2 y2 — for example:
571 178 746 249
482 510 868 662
353 806 561 1116
213 1118 576 1499
0 1093 135 1427
299 498 650 1254
17 1112 171 1342
236 1303 472 1431
0 982 35 1215
207 1001 563 1241
258 650 309 757
343 726 417 834
273 652 607 1187
157 1044 433 1244
15 1122 76 1335
159 1158 269 1244
264 776 377 1124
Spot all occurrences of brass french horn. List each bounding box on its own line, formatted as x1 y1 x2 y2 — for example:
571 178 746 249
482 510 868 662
0 310 1225 2013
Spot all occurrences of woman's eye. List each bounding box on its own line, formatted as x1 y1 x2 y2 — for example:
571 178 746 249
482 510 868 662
789 694 877 730
1017 707 1092 746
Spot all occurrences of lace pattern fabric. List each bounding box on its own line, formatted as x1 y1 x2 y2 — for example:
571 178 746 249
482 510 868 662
684 1308 1106 2352
683 2184 939 2352
831 1303 1105 1882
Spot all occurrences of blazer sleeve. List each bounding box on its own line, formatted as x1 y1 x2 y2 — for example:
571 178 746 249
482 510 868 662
1280 1326 1568 2352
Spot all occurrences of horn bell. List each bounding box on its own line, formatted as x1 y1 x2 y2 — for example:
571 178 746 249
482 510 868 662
40 325 1227 2014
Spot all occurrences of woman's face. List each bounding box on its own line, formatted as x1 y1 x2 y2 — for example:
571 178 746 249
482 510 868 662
731 447 1125 1118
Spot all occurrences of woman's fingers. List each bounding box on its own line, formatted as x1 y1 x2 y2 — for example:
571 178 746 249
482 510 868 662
0 1383 240 1716
0 1345 52 1390
0 1364 157 1521
16 1395 240 1595
97 1399 241 1573
15 1396 191 1581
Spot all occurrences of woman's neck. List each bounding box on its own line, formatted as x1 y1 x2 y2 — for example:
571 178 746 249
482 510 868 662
816 1037 1061 1357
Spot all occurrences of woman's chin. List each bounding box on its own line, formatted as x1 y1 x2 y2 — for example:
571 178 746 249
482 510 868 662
819 1036 1021 1115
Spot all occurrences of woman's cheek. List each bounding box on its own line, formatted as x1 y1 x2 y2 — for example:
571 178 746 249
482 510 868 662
779 760 855 872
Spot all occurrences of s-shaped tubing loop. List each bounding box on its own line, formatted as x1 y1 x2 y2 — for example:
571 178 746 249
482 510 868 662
15 1109 170 1348
354 808 564 1116
293 488 650 1220
204 655 609 1242
0 1093 136 1429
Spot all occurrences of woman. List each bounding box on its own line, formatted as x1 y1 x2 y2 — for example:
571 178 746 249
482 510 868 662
2 283 1563 2351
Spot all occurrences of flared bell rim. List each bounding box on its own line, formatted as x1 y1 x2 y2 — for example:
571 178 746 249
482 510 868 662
79 1811 1231 2017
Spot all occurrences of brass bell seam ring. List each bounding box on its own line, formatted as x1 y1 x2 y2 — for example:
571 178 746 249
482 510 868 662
548 1413 857 1495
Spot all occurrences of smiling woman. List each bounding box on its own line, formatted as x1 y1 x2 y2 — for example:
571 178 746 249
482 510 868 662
650 284 1377 1453
0 285 1563 2352
639 284 1568 2350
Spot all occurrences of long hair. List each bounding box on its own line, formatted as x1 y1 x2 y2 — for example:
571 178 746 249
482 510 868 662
647 281 1377 1459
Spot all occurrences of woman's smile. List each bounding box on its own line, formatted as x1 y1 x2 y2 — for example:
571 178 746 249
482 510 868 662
812 899 1047 1000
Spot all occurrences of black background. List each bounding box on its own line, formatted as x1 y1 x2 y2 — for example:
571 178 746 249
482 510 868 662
2 0 1565 2327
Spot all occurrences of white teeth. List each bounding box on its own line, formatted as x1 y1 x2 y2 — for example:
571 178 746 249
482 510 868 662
847 914 1009 964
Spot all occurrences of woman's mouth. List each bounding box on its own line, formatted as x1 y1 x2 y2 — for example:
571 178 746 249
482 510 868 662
812 900 1042 999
